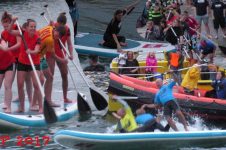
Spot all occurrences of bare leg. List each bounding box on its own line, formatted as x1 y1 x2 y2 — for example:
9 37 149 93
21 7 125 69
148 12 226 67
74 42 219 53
31 71 43 113
25 72 33 103
0 74 5 109
4 70 15 113
56 62 71 102
204 23 211 36
176 110 189 131
17 71 27 112
166 117 179 131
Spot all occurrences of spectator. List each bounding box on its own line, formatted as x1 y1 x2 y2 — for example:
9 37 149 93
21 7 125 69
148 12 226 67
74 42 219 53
118 51 127 74
211 0 226 39
145 21 161 40
193 0 211 36
145 52 157 81
212 71 226 99
121 51 139 77
148 3 163 25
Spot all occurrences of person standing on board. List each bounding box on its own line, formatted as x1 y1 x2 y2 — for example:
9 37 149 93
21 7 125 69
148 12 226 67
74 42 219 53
0 38 16 113
0 12 21 113
17 19 42 113
30 25 67 110
53 13 74 103
145 71 189 131
65 0 79 37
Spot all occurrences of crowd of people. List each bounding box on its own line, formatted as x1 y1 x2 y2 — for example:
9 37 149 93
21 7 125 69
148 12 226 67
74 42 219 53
0 11 74 113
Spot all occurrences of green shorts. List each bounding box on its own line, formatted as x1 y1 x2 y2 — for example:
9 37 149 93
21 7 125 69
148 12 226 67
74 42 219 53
40 58 48 70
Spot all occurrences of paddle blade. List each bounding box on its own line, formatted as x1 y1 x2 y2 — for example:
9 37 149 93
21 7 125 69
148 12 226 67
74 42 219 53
90 88 108 110
44 99 57 124
77 93 91 115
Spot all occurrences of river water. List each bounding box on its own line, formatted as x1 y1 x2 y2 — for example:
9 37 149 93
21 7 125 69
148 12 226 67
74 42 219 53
0 0 226 150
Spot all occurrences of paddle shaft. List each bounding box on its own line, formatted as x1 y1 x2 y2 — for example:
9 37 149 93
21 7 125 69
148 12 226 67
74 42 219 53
16 21 44 97
59 40 91 87
111 66 164 69
145 63 207 79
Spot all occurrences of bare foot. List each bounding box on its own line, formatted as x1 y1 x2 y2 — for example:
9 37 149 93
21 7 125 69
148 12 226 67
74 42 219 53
4 109 11 113
64 98 73 103
16 108 24 113
30 105 39 111
2 104 7 109
38 109 43 114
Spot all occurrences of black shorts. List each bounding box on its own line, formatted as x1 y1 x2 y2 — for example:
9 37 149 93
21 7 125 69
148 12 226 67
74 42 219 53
0 63 16 74
213 18 225 29
163 100 180 118
17 62 40 72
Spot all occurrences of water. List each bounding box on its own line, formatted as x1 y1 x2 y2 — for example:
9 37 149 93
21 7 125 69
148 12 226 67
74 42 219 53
0 0 225 150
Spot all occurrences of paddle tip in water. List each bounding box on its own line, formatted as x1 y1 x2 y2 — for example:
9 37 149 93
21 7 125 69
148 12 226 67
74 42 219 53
43 99 58 124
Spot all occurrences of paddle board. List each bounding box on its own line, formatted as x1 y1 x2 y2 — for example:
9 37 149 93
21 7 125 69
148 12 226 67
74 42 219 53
54 130 226 149
75 33 175 59
0 100 77 130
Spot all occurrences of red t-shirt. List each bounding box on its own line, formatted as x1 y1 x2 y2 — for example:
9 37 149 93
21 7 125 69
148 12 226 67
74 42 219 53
18 31 41 65
185 17 198 36
0 39 14 70
53 23 71 58
1 24 20 59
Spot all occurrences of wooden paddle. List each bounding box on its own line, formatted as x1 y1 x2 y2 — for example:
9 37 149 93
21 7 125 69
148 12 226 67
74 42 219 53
15 20 57 124
59 40 108 111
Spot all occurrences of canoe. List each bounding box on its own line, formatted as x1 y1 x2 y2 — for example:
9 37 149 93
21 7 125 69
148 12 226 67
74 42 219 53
0 100 77 130
108 72 226 121
75 33 175 58
54 129 226 149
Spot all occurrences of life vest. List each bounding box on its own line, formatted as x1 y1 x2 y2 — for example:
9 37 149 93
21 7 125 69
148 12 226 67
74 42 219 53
170 53 179 67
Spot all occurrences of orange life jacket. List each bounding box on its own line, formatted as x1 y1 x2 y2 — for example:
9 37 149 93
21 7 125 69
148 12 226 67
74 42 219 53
170 53 179 67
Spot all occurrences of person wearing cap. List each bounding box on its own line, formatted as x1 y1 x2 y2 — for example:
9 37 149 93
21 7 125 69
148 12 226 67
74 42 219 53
197 39 216 63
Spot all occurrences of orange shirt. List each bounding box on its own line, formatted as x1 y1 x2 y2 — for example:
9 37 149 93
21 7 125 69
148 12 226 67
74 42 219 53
18 31 41 65
1 24 20 59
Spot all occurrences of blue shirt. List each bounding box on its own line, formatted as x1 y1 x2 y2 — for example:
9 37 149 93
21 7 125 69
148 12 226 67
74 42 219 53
155 81 176 105
135 114 155 125
197 40 216 54
212 79 226 99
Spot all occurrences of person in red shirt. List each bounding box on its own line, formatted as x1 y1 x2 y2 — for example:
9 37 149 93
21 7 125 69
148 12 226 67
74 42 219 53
0 38 15 113
17 19 42 113
1 12 33 108
47 13 74 103
0 11 21 113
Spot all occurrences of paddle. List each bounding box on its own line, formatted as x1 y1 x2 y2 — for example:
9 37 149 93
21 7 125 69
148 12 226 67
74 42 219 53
40 12 91 114
58 40 91 114
59 40 108 110
144 63 208 79
15 20 57 124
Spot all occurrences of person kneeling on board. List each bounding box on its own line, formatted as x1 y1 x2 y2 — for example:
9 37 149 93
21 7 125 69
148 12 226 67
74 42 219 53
112 96 169 133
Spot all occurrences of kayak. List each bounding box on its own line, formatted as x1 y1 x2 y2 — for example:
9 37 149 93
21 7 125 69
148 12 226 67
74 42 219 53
108 72 226 121
75 33 175 58
0 100 77 130
54 129 226 149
